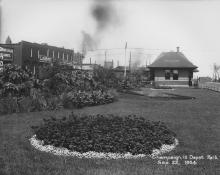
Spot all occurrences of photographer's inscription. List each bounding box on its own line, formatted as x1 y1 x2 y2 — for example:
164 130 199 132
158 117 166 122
153 155 218 165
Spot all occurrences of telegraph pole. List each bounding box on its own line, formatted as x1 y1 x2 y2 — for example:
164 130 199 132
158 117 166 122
124 42 127 78
104 50 107 68
129 51 131 71
105 50 107 62
73 53 75 69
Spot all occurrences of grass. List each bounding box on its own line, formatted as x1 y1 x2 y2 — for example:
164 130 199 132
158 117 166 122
0 88 220 175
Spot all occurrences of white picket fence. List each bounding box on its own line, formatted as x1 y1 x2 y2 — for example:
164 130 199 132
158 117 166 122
199 82 220 92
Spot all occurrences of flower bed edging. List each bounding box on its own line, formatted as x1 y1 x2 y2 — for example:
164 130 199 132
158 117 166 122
29 135 179 159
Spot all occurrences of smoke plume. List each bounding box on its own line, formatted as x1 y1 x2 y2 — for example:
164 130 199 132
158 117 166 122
80 0 120 55
92 0 119 32
81 31 98 55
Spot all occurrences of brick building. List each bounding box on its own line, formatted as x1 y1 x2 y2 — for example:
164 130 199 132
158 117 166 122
0 40 80 75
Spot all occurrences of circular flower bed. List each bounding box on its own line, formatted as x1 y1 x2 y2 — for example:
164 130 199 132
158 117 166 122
30 113 178 158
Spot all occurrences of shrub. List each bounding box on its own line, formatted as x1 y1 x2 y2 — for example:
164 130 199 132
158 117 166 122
0 64 116 114
93 67 119 88
0 64 37 97
61 90 114 109
18 96 33 113
0 97 19 114
46 96 63 110
2 64 32 84
30 96 47 112
32 114 176 155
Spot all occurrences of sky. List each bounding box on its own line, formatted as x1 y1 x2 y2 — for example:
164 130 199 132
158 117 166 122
1 0 220 77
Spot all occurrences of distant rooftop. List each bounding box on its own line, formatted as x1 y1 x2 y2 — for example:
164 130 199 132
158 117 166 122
114 66 130 72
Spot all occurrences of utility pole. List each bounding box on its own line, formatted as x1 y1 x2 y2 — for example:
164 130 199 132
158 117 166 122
146 54 152 65
129 51 131 71
72 49 74 69
80 53 83 70
124 42 127 78
104 50 107 68
81 45 86 70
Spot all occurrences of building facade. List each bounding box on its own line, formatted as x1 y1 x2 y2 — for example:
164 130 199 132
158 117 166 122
104 60 114 69
0 46 14 73
148 47 198 87
0 41 78 74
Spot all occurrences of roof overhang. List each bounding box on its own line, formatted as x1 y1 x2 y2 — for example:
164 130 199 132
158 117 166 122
148 67 198 69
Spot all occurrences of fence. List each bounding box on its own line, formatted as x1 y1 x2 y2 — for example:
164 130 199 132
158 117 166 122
198 82 220 92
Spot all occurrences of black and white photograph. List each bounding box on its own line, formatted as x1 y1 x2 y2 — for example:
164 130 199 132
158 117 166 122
0 0 220 174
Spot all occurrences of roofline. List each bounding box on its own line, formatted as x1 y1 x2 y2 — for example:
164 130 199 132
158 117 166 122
148 66 198 69
0 43 20 46
19 40 74 52
149 51 198 68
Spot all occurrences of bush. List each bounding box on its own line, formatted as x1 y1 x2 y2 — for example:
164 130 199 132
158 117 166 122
2 64 32 84
18 96 33 113
61 90 114 109
32 114 176 155
0 64 116 114
46 96 63 110
0 93 63 114
93 67 119 88
0 97 19 114
0 64 37 97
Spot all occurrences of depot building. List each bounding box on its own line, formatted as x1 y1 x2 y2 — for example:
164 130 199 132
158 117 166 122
148 47 198 87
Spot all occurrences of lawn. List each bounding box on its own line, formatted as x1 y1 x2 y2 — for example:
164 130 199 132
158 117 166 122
0 88 220 175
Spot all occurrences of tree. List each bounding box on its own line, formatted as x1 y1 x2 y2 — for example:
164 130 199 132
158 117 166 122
5 36 12 44
93 67 118 88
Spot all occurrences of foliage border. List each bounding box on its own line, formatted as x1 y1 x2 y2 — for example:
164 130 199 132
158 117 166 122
29 135 178 159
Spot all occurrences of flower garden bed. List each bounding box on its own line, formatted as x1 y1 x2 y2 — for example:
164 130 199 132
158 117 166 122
30 113 178 158
0 64 115 114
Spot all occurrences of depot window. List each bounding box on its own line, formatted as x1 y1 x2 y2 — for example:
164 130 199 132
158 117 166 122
165 70 171 80
173 70 179 80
